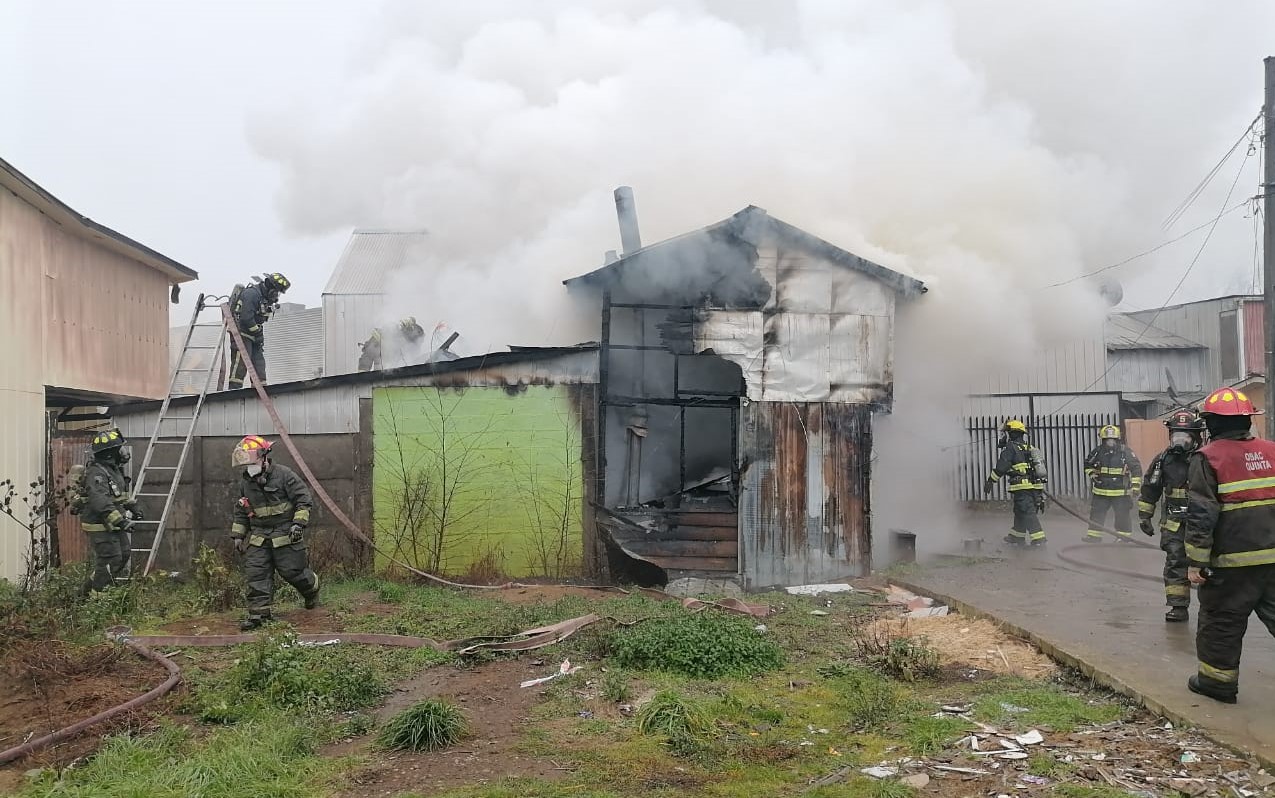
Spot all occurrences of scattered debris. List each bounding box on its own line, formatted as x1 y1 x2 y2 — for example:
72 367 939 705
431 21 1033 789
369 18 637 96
1170 778 1209 797
932 765 990 776
899 773 930 788
808 766 852 789
1013 729 1044 746
940 704 972 714
905 605 950 618
860 766 898 779
809 610 830 617
1019 775 1050 786
519 659 582 689
997 751 1029 760
1000 702 1030 714
1180 751 1201 764
754 624 768 633
786 583 854 596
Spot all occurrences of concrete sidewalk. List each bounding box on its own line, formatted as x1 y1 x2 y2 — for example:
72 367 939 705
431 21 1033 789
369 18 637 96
899 516 1275 765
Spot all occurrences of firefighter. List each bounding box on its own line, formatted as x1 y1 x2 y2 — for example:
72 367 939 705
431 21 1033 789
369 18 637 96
1138 409 1207 622
398 317 425 345
229 272 290 389
80 429 141 593
357 328 384 371
230 435 319 630
1082 425 1143 541
983 419 1048 547
1185 387 1275 704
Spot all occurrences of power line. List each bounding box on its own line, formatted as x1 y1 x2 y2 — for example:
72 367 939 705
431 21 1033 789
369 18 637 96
1162 112 1262 231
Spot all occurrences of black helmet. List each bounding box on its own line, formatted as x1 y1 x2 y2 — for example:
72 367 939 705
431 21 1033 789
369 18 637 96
91 429 130 463
262 272 291 295
1165 409 1205 432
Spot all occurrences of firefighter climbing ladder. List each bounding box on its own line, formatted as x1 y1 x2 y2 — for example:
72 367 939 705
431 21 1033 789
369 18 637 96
129 293 229 576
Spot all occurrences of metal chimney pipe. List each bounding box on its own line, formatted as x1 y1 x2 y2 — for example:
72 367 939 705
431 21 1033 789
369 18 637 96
614 186 642 255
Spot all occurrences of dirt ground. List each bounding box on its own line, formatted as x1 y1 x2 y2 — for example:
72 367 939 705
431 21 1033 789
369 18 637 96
0 641 172 793
326 658 563 796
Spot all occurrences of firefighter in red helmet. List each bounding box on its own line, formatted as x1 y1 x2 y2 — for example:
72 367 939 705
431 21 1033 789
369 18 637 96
230 434 319 630
1138 408 1207 622
1185 387 1275 703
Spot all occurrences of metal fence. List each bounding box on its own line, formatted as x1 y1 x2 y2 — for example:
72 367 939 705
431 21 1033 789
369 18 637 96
955 413 1120 501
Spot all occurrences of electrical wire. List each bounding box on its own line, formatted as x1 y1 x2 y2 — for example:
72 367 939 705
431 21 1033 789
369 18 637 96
1162 112 1262 231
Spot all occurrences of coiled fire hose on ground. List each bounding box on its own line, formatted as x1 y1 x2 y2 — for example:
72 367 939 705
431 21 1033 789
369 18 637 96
1042 488 1172 585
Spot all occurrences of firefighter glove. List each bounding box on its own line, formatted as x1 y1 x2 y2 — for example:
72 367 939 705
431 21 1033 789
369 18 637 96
119 518 135 533
1035 493 1047 513
233 537 247 555
983 477 996 495
130 505 145 522
289 524 304 544
1139 518 1155 537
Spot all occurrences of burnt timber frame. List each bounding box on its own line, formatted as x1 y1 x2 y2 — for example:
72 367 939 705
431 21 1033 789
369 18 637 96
597 295 742 514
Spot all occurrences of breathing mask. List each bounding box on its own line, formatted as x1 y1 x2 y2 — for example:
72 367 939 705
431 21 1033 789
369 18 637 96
117 446 132 465
246 463 264 478
1102 438 1117 449
1169 432 1195 453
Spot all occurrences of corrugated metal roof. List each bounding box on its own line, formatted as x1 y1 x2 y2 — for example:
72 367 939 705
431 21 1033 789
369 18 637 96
1106 314 1205 351
322 230 429 295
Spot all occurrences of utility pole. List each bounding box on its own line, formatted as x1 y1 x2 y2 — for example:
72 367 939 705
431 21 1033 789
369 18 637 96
1265 57 1275 422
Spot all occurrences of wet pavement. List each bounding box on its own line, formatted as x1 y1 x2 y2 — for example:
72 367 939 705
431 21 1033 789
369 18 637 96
900 512 1275 764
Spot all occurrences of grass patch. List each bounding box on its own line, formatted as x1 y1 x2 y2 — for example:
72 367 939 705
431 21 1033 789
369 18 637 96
1052 785 1143 798
609 613 785 679
636 690 714 754
1029 752 1077 779
826 666 901 731
600 669 632 703
20 715 328 797
974 681 1123 732
901 713 972 755
189 630 391 722
377 699 469 751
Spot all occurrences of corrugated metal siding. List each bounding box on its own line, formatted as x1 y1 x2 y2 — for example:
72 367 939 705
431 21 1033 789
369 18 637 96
1106 348 1207 395
1243 300 1264 377
1124 297 1258 388
739 402 872 588
114 351 600 439
971 335 1109 395
324 293 384 376
265 306 325 383
322 230 429 295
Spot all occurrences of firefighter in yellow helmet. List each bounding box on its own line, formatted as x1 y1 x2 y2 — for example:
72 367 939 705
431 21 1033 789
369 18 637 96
228 272 290 389
984 420 1048 547
79 429 142 593
230 434 319 630
1082 424 1143 542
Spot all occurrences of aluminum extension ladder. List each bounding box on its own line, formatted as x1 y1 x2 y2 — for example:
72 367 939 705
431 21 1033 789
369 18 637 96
129 293 228 576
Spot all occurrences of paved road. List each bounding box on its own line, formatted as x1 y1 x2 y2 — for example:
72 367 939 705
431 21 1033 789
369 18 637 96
902 511 1275 764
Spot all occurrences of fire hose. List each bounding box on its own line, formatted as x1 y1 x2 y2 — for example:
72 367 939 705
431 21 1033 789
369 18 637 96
221 304 523 591
1042 489 1173 585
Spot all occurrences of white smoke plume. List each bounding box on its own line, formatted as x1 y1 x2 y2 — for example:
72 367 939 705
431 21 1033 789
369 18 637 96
249 0 1272 558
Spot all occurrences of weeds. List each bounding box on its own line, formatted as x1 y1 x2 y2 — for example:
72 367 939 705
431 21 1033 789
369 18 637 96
191 630 389 722
377 699 469 751
974 681 1122 732
22 715 326 798
853 627 940 682
831 667 901 731
636 690 714 754
600 669 632 703
901 714 971 755
610 613 785 679
190 544 240 612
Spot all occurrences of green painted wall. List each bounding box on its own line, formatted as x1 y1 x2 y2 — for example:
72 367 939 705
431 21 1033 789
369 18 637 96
372 385 584 579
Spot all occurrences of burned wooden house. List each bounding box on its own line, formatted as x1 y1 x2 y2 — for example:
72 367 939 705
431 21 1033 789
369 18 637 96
566 189 926 589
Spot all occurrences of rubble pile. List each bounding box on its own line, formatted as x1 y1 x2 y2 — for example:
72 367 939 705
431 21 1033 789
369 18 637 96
851 706 1271 798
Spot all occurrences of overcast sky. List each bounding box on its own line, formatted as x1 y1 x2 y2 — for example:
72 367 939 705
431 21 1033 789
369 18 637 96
2 1 1272 342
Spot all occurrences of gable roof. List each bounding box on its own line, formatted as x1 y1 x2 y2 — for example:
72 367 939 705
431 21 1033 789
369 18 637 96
563 206 926 296
0 156 197 282
323 229 429 295
1106 313 1206 351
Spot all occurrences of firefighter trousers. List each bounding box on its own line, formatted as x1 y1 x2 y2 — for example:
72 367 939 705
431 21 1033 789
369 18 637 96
83 531 130 594
1007 491 1046 544
1195 564 1275 698
229 333 267 389
243 540 319 619
1160 527 1190 607
1087 494 1132 540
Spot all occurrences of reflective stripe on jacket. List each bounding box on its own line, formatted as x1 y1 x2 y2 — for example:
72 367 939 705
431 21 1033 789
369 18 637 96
1186 433 1275 567
1084 444 1143 495
1139 449 1190 532
989 440 1045 492
231 463 313 547
80 460 132 534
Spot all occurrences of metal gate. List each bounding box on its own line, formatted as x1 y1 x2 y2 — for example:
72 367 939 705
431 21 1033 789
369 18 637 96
957 392 1122 501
